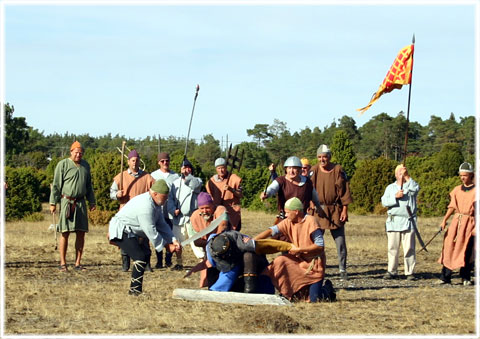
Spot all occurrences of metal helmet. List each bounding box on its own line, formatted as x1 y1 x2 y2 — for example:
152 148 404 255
283 156 302 168
459 162 473 173
317 144 331 156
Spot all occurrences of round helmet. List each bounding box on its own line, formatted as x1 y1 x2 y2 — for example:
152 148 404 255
459 162 473 173
283 156 302 168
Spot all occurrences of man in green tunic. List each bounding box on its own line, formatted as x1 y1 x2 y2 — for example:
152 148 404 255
49 141 96 272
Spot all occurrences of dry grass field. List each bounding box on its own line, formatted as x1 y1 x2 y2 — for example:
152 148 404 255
3 205 477 337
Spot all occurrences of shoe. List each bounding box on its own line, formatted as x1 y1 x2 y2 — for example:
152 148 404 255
171 264 183 271
436 279 450 285
145 263 153 272
74 265 86 271
128 290 142 296
58 264 67 272
383 272 397 280
323 279 336 302
244 275 257 293
406 275 417 281
463 279 473 286
340 271 348 281
154 262 164 269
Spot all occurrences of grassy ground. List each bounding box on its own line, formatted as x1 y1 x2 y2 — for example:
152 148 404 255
3 206 477 336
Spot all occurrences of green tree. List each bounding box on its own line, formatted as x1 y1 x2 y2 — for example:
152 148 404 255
89 152 121 211
5 103 30 163
349 157 397 214
5 166 43 220
330 130 356 179
434 143 464 178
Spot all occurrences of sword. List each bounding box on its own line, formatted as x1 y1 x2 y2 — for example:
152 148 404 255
406 205 427 252
417 227 443 254
181 211 227 247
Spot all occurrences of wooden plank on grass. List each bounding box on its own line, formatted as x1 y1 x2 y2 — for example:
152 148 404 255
172 288 292 306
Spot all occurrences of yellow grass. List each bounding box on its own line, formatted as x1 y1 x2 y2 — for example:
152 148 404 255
3 207 477 336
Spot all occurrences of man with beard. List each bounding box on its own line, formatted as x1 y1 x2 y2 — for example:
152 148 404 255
310 144 353 281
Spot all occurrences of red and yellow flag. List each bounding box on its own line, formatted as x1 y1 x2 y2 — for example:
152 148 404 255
357 44 414 114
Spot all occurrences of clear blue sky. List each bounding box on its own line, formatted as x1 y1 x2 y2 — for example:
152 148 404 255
2 1 478 147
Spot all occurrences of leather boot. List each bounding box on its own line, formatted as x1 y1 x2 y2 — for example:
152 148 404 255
244 275 257 293
122 254 130 272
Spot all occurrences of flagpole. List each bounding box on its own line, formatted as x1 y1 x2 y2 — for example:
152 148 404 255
402 34 415 166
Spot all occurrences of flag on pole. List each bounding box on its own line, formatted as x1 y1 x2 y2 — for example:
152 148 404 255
357 44 414 114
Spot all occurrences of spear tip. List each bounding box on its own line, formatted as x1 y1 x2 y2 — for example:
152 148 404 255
412 33 415 44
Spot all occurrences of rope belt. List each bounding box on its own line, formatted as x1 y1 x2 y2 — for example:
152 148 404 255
453 213 471 243
305 256 321 275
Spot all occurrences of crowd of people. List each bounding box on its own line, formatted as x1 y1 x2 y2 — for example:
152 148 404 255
49 141 476 300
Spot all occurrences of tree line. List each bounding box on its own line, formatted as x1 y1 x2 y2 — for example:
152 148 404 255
4 103 476 221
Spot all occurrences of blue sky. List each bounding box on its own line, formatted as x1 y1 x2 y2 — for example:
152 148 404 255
2 1 478 147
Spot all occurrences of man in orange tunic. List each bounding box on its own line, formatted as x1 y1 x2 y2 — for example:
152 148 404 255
438 162 476 285
255 197 335 302
110 150 154 271
189 192 229 287
206 158 243 231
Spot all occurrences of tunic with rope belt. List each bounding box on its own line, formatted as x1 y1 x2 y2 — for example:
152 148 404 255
438 184 476 270
263 215 325 300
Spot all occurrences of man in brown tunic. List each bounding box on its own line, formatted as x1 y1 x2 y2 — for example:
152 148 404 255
110 149 154 271
310 144 353 280
206 157 243 230
438 162 476 285
255 197 335 302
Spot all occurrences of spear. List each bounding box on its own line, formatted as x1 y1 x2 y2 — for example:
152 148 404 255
402 34 415 167
176 84 200 213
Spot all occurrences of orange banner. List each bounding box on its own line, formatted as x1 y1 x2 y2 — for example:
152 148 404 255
357 44 414 114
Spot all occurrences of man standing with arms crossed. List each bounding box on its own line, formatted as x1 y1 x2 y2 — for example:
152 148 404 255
50 141 96 272
310 144 353 280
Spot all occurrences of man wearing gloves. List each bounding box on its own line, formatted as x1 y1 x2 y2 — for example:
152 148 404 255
381 164 420 280
108 179 181 295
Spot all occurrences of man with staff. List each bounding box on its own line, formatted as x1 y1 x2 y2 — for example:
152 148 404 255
50 141 96 272
110 149 154 272
207 157 243 231
381 164 420 280
437 162 476 285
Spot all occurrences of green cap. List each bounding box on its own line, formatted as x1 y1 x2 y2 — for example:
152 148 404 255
151 179 169 194
284 197 303 211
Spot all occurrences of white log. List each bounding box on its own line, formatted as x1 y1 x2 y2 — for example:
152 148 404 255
172 288 292 306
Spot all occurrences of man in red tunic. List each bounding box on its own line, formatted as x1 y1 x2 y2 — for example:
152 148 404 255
206 158 243 231
255 197 335 302
310 144 353 281
438 162 476 285
110 149 154 271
